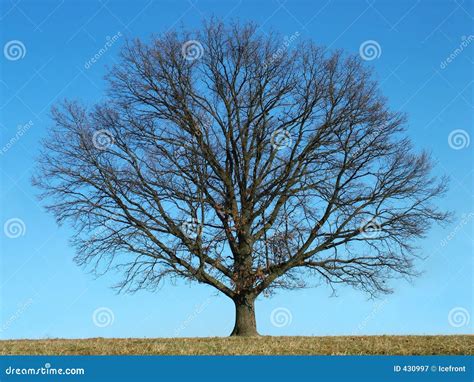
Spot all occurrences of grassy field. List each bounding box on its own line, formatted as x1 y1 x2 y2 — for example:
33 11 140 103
0 335 472 355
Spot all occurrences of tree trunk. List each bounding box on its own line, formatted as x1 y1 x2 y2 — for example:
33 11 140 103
230 295 259 336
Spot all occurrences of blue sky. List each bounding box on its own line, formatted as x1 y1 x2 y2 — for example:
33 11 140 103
0 0 472 339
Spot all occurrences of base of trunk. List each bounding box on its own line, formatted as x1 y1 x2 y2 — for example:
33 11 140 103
230 326 259 337
230 296 259 337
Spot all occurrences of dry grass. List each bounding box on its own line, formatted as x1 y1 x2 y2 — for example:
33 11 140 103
1 335 472 355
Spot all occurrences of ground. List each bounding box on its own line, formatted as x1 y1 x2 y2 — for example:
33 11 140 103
0 335 472 355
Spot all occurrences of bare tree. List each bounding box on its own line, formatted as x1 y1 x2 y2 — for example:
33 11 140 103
34 20 449 336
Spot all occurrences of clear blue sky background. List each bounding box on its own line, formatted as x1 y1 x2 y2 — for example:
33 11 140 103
1 0 472 339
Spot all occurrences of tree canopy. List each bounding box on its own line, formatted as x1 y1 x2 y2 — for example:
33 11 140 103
34 20 449 336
